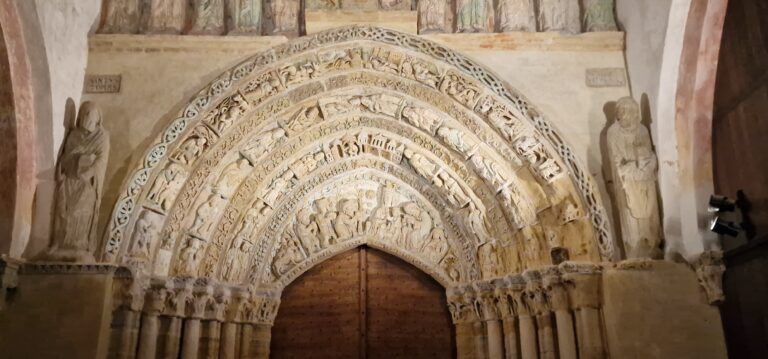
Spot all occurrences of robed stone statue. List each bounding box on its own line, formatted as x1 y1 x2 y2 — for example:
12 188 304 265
45 101 110 262
606 97 662 259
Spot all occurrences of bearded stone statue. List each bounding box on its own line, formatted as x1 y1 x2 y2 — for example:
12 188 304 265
606 97 662 259
45 101 110 262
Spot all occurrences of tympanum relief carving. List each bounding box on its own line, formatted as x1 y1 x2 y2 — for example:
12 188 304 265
105 30 610 288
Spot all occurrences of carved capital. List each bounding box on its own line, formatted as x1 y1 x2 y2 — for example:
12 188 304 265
189 286 214 319
523 269 550 315
473 281 500 321
560 263 602 309
225 290 250 322
111 267 150 312
207 289 232 321
143 285 169 316
164 277 194 317
542 267 569 312
694 250 726 305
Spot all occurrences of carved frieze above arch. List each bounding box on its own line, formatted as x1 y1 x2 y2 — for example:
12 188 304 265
104 26 612 288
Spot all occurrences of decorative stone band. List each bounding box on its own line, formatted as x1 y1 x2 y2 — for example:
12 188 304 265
447 261 603 324
112 273 282 325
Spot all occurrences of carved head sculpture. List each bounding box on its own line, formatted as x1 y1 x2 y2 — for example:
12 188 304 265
77 101 102 132
297 208 313 224
615 96 641 131
339 199 358 216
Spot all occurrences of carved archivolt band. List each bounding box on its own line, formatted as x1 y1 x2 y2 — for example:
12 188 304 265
104 26 613 287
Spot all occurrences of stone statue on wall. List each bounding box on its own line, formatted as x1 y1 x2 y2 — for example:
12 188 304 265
190 0 226 35
295 208 320 254
606 97 662 259
101 0 141 34
583 0 618 32
268 0 300 35
537 0 581 34
456 0 493 33
147 162 186 211
130 210 157 260
229 0 263 34
418 0 447 34
45 102 109 262
497 0 536 32
178 236 205 274
146 0 186 34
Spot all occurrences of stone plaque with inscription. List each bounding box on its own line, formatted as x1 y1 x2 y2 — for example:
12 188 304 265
585 68 626 88
85 75 122 94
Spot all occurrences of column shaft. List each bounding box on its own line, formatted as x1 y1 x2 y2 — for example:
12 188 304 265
252 324 272 359
455 322 476 359
161 317 183 359
219 322 238 359
109 309 141 359
577 308 605 359
181 318 202 359
473 321 489 359
240 324 254 358
537 314 557 359
554 310 577 359
200 320 222 359
137 313 160 359
518 315 537 359
501 318 519 359
486 319 505 359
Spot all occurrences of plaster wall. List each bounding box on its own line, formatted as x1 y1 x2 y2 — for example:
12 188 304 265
82 32 630 243
24 0 102 257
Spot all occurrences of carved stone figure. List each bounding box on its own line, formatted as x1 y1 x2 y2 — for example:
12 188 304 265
173 136 208 165
130 211 157 260
215 158 251 197
177 236 205 275
436 172 472 208
368 207 389 236
279 62 319 87
334 199 359 241
437 126 478 158
418 0 447 34
583 0 618 32
314 198 337 247
146 0 186 34
478 240 500 278
241 128 286 163
101 0 141 34
268 0 299 35
190 193 224 237
422 227 449 263
497 0 536 32
290 152 325 179
189 0 226 35
229 0 263 34
234 203 267 243
404 149 437 180
537 0 581 34
401 202 429 250
147 162 186 211
606 97 662 259
261 172 293 207
47 102 109 262
206 93 250 134
272 238 304 276
402 106 443 133
295 208 320 254
456 0 492 33
222 235 251 280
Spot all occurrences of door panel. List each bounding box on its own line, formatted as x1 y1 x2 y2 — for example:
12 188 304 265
271 247 454 358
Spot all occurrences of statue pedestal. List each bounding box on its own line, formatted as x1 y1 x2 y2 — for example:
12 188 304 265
0 263 119 359
602 260 727 358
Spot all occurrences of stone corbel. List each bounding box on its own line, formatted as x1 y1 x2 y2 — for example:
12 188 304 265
693 250 726 305
0 255 22 311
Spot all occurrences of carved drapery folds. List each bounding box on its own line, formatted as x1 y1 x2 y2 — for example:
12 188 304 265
103 27 613 297
694 250 726 305
97 1 619 35
447 263 603 359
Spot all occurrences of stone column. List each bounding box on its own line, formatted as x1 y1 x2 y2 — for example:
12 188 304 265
498 276 525 359
137 287 168 359
466 287 489 359
181 285 213 359
543 268 577 359
561 263 604 359
241 294 279 359
220 291 249 359
160 279 193 359
448 288 478 359
252 324 273 359
512 287 537 359
240 324 255 358
109 269 149 359
524 270 556 359
201 290 230 358
476 282 504 359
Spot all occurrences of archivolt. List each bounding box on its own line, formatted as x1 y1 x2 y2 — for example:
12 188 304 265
103 26 612 287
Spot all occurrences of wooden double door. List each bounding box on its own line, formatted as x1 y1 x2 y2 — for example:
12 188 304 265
270 246 455 358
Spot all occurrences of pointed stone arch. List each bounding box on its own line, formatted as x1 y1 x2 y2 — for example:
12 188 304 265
102 26 613 290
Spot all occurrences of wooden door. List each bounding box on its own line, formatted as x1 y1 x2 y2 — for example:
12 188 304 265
270 246 455 358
